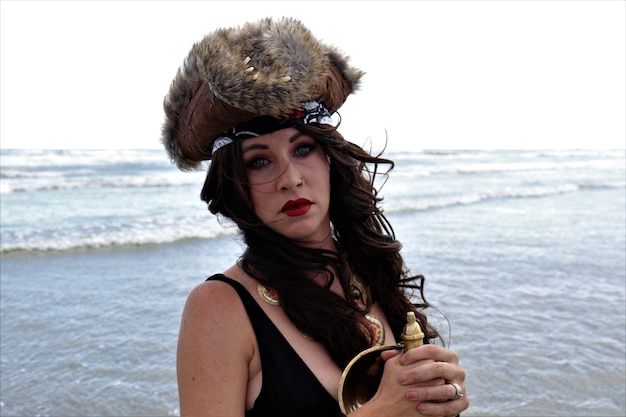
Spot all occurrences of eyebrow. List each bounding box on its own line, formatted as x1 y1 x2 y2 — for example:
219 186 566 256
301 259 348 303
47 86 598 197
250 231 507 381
289 131 304 143
241 131 305 154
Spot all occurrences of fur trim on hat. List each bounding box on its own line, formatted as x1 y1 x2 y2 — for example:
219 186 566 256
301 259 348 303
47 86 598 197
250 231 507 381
161 17 364 170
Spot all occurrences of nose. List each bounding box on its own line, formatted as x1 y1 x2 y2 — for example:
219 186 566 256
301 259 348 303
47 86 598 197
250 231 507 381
278 159 303 191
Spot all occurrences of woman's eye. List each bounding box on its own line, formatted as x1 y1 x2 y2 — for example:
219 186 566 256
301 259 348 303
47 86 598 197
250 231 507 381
247 157 268 169
295 143 315 157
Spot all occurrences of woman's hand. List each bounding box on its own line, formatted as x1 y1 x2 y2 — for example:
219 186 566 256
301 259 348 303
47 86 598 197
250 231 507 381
378 344 469 417
349 349 429 417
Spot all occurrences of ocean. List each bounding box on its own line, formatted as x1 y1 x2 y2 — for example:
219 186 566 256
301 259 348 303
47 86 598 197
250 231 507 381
1 148 624 416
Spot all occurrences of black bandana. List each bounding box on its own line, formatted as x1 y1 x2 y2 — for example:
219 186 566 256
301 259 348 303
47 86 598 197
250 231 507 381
212 101 333 153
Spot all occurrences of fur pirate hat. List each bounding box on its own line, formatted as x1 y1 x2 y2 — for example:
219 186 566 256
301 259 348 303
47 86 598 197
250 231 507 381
161 17 364 170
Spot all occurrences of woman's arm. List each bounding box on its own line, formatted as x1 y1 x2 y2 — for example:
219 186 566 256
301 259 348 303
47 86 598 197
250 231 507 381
177 281 256 417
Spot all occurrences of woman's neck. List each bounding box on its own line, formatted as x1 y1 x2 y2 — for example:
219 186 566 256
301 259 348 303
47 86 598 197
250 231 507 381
293 228 336 252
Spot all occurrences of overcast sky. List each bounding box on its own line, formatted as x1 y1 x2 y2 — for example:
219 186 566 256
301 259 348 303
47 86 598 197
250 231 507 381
1 0 624 152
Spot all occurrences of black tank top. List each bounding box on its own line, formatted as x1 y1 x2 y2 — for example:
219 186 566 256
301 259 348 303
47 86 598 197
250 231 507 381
207 274 344 417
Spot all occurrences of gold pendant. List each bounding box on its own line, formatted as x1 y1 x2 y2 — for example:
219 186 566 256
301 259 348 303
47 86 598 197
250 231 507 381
350 274 369 311
366 313 385 347
351 274 385 347
257 283 280 306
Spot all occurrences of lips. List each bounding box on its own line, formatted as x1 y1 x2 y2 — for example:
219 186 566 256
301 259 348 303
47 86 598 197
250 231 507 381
281 198 313 217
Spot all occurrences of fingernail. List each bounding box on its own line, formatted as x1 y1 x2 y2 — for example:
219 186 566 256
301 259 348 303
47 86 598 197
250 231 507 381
398 373 407 384
407 390 417 401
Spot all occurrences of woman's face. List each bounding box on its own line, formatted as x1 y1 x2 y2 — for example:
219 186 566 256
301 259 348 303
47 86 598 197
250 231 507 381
241 127 331 245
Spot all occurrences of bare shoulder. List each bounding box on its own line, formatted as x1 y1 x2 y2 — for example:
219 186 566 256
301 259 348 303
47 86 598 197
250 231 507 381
180 264 255 337
179 276 252 348
183 277 243 315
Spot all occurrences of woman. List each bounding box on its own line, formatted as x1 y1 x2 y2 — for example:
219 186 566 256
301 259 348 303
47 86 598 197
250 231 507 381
162 17 468 417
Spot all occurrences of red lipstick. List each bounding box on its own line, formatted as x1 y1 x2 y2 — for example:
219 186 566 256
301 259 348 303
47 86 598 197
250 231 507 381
281 198 313 217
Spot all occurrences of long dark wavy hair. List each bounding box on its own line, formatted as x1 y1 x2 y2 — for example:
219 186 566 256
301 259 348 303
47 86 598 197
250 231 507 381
200 123 440 367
